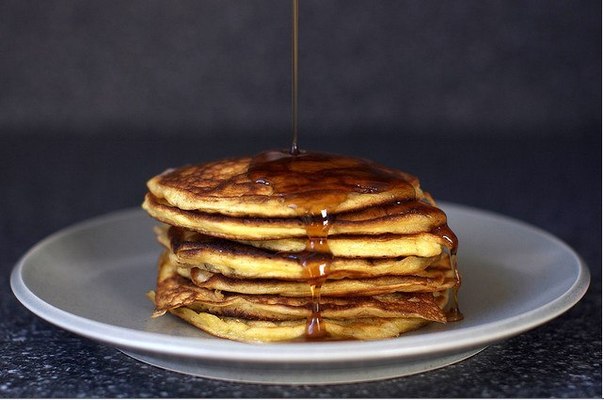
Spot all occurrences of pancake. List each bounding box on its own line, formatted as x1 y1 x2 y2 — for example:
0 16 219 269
239 232 449 258
181 264 455 297
143 192 447 240
146 151 424 217
152 256 448 322
186 293 448 322
157 225 439 280
167 307 431 342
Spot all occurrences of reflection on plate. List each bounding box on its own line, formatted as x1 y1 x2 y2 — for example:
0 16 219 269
11 204 589 384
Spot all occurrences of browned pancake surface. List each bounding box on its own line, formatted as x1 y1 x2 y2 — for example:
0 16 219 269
146 152 424 217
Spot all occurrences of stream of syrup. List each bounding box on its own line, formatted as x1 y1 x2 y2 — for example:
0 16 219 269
290 0 300 156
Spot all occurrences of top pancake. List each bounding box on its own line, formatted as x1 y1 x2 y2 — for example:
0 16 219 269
147 151 424 217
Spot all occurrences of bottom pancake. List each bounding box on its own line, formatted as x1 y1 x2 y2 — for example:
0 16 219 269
168 306 430 342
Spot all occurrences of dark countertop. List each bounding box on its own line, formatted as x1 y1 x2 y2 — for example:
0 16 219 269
1 131 601 398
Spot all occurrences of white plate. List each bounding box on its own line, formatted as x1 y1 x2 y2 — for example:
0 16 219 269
11 203 589 384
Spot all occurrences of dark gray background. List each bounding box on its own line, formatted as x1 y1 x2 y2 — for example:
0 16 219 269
0 0 600 139
1 1 601 398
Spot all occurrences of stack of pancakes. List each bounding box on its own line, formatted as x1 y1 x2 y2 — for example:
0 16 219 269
143 150 460 342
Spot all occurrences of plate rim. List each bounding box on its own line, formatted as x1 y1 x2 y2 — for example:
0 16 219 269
10 203 591 364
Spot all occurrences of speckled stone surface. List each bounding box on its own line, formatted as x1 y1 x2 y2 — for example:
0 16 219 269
1 133 600 398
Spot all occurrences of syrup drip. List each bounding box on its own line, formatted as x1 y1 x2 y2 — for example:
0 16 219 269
446 251 464 322
284 246 332 339
431 224 463 322
301 214 332 339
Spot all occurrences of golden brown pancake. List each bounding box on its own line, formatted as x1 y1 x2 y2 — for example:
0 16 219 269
156 225 439 280
238 232 448 258
146 152 424 217
143 192 447 240
181 265 455 297
165 306 431 342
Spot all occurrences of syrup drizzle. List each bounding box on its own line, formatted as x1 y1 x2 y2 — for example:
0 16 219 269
290 0 300 156
301 214 332 339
